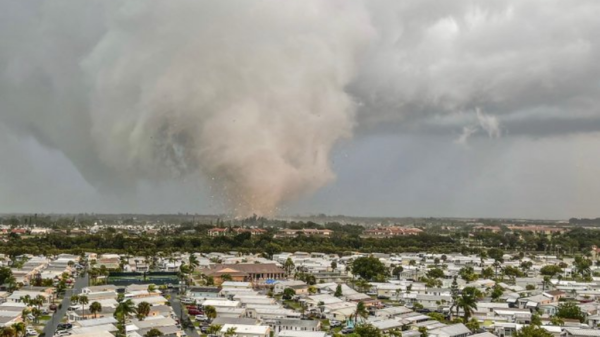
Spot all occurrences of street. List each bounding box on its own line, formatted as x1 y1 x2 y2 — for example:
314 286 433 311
42 272 89 337
169 291 200 337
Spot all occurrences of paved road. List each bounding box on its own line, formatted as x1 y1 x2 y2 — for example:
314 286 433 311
169 291 200 337
43 273 89 337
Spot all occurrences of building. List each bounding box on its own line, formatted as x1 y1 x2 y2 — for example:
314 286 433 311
205 264 286 285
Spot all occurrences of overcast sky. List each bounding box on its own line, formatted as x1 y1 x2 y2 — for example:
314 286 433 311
1 0 600 219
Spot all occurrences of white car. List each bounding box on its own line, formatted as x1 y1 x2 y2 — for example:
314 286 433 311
195 314 208 321
54 331 72 337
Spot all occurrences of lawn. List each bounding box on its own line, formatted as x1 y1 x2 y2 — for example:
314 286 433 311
283 300 302 311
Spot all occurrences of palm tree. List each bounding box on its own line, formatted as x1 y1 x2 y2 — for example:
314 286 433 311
11 323 25 337
70 295 80 305
136 302 151 321
354 301 368 324
207 324 222 335
224 327 237 337
34 295 45 308
204 305 217 320
89 302 102 318
456 287 479 321
189 254 199 270
79 295 89 318
19 295 31 306
0 326 17 337
114 299 137 336
147 284 156 293
30 308 42 324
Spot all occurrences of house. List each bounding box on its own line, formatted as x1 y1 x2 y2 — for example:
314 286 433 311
265 318 321 336
208 228 229 237
277 332 326 337
274 281 308 295
205 264 286 285
562 328 600 337
219 324 270 337
375 306 413 319
428 324 471 337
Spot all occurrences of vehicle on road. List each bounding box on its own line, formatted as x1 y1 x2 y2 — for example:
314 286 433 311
57 323 73 331
329 320 342 328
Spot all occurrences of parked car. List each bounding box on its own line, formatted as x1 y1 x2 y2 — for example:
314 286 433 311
340 328 354 335
195 314 208 321
200 326 210 333
57 324 73 331
329 320 342 328
54 330 71 337
188 309 201 315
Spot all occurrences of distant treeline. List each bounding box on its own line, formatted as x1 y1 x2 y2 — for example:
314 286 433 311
569 218 600 225
0 230 457 258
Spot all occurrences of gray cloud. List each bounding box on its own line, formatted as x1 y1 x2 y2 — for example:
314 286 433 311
1 0 600 216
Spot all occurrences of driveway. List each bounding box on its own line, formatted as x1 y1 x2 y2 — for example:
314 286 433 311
42 273 89 337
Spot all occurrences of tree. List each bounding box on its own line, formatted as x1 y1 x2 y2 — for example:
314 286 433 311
481 267 494 279
392 266 404 279
513 325 554 337
70 295 79 305
351 256 388 281
0 267 13 286
428 312 447 323
556 302 585 323
224 327 237 337
204 305 217 320
334 284 343 298
491 285 504 302
284 258 295 276
11 323 25 337
89 301 102 318
263 243 282 259
418 326 428 337
221 274 233 282
30 308 41 324
282 288 296 300
188 254 199 270
531 313 542 326
208 324 222 335
136 302 151 321
540 265 562 277
355 324 383 337
487 248 504 263
114 299 137 336
520 261 533 271
354 301 368 324
456 287 479 321
459 266 478 282
426 268 445 279
465 318 480 332
573 255 592 278
79 295 89 318
144 328 163 337
550 316 564 326
0 326 17 337
331 261 337 271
